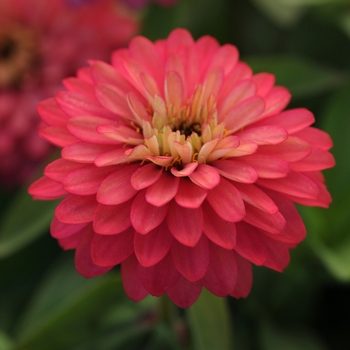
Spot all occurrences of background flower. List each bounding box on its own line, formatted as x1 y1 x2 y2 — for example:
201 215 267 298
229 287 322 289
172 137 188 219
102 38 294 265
0 0 138 186
29 28 334 308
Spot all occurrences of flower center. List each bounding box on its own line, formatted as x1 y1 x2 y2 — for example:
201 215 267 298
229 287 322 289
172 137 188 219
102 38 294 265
0 23 39 89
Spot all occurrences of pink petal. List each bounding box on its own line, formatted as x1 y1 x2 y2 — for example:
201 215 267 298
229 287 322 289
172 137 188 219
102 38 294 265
131 163 163 190
259 235 290 272
94 148 132 166
55 194 98 224
225 96 265 133
62 142 116 163
121 254 148 302
38 98 69 127
237 125 288 145
167 201 203 247
39 126 79 147
212 159 258 183
238 154 290 179
165 71 184 111
63 77 95 97
50 218 87 239
67 116 120 145
96 163 139 205
130 191 169 234
253 73 275 97
63 165 115 195
234 222 266 265
175 178 207 208
91 227 134 267
93 199 133 235
230 252 253 298
294 127 333 150
29 176 67 200
58 231 83 250
205 177 245 222
262 190 306 244
171 162 198 177
75 224 112 278
202 243 237 297
260 86 291 118
258 136 311 162
257 171 320 199
205 44 239 76
243 203 286 234
134 221 173 267
234 183 278 214
171 235 210 282
202 201 236 249
189 164 220 189
44 159 88 182
138 253 181 296
290 148 335 172
145 171 180 206
167 276 202 308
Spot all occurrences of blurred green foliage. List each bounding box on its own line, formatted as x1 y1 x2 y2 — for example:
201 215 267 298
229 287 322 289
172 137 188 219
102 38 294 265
1 0 350 349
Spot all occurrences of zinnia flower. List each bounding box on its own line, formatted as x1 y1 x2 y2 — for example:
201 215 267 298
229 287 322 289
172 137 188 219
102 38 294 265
29 28 335 308
0 0 138 186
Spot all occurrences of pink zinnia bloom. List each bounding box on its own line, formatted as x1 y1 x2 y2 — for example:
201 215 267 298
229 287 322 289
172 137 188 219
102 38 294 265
29 29 334 308
0 0 138 186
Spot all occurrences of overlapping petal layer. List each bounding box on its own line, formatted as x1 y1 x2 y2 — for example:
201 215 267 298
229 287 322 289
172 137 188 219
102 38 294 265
29 28 334 307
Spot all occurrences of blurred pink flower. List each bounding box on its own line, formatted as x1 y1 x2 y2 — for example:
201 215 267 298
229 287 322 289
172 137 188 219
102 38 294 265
121 0 178 10
0 0 139 186
29 29 334 308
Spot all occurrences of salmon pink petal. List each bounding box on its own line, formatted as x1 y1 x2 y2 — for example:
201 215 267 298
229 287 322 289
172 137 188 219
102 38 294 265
134 221 173 267
261 86 291 117
243 203 286 234
93 199 133 235
290 148 335 172
51 218 87 239
234 222 266 265
294 127 333 150
262 190 306 244
29 176 67 200
75 225 113 278
238 154 290 179
189 164 220 189
202 202 236 249
55 194 98 224
58 231 83 250
212 159 258 183
171 162 198 177
94 148 132 166
234 183 278 214
237 125 288 145
61 143 115 163
131 163 163 190
206 178 245 222
39 126 79 147
63 165 115 195
97 164 139 205
257 171 319 199
202 243 237 297
167 201 203 247
91 227 134 267
45 159 87 183
259 235 290 272
253 73 275 97
255 108 314 133
167 276 202 308
175 178 207 208
145 171 180 206
121 254 148 302
67 116 120 145
171 236 210 282
130 191 169 234
38 99 69 127
138 254 180 296
230 252 253 298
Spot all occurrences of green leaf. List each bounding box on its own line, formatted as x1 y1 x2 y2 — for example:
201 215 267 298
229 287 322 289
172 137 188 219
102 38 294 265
13 255 125 350
0 330 13 350
0 188 58 258
244 55 345 99
187 289 232 350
